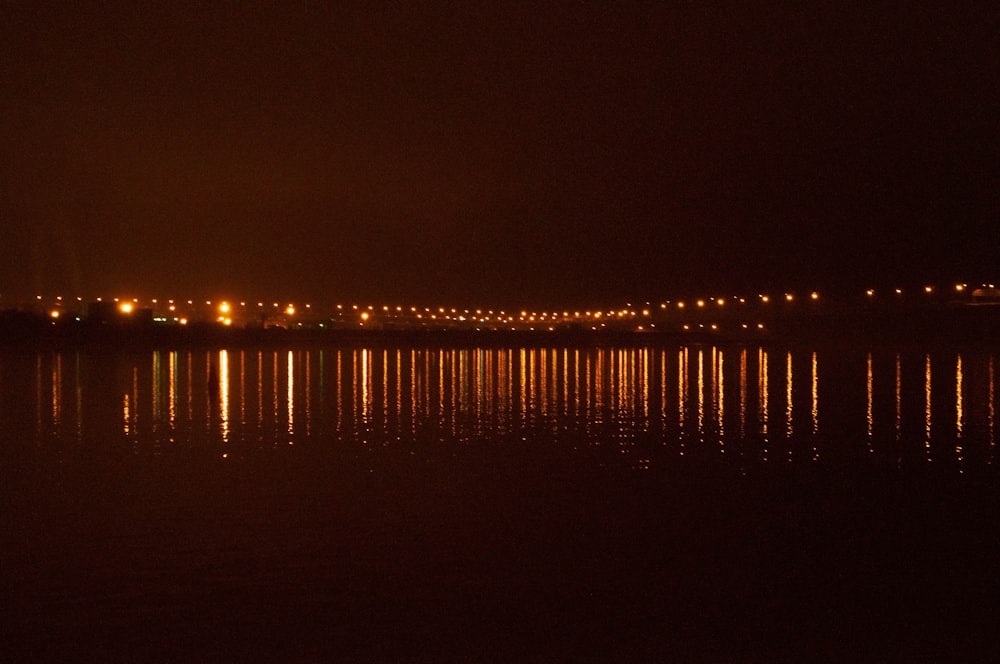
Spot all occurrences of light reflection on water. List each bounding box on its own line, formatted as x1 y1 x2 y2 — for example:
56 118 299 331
3 345 998 469
925 354 933 460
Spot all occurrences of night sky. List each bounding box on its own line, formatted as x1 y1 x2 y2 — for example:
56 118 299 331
2 2 997 308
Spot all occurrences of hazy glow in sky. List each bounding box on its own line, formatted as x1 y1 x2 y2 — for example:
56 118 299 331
1 3 996 306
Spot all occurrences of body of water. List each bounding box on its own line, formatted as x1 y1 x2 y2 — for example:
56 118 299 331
2 342 998 661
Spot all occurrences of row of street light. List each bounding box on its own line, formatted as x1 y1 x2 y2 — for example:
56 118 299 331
19 282 997 329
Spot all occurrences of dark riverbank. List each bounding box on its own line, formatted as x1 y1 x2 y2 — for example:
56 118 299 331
3 445 998 662
3 301 1000 350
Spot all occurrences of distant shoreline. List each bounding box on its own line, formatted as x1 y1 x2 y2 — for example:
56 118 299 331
3 304 1000 350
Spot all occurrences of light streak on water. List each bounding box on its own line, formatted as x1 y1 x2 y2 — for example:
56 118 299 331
272 352 279 434
131 367 139 438
811 352 818 435
305 351 312 437
785 351 793 441
219 350 229 443
678 348 686 447
758 348 769 459
151 352 160 426
925 354 932 460
739 349 747 439
123 393 130 435
955 354 963 436
867 353 874 451
52 353 61 430
696 348 704 442
168 351 177 435
717 348 725 451
186 353 193 422
239 351 245 432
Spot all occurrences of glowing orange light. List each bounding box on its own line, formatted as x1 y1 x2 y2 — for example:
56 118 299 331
119 302 134 314
219 302 231 314
360 312 370 321
956 284 965 292
761 295 770 303
50 310 60 319
716 298 725 306
924 286 933 293
866 289 875 296
785 293 793 302
697 300 705 308
810 292 819 300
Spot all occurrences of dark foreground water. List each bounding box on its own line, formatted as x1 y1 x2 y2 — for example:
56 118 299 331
2 343 999 661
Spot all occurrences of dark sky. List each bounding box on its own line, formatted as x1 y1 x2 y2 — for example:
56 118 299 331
2 2 997 307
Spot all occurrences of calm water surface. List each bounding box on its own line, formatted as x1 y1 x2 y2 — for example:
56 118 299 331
2 343 996 470
3 342 1000 660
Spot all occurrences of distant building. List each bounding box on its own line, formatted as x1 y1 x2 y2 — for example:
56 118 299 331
85 301 120 324
971 287 1000 304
